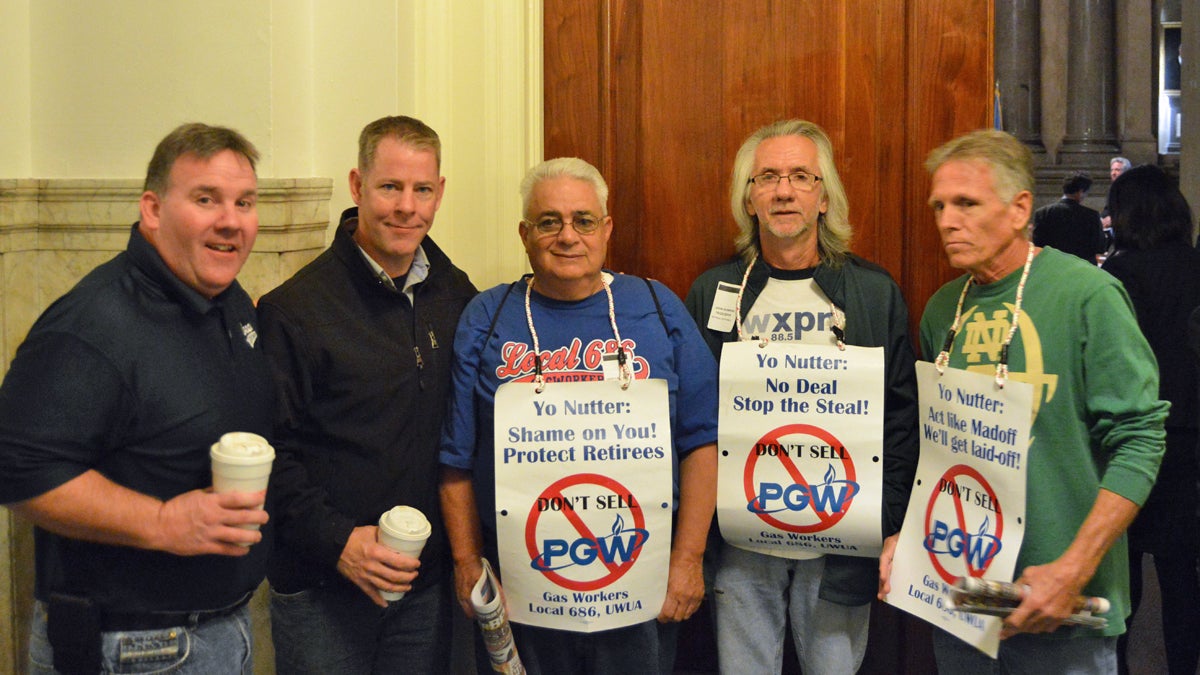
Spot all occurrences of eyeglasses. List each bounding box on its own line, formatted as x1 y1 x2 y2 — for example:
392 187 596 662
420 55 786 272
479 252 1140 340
523 215 604 236
749 171 823 192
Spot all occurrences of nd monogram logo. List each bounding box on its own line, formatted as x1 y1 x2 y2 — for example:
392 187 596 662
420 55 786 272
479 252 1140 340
961 309 1010 364
960 302 1058 419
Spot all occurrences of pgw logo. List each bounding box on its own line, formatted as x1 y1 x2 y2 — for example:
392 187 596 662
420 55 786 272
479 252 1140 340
923 515 1002 574
747 464 860 515
922 464 1007 583
531 514 650 572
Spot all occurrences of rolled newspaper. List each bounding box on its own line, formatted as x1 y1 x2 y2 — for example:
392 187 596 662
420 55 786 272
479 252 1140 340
948 577 1109 629
471 558 525 674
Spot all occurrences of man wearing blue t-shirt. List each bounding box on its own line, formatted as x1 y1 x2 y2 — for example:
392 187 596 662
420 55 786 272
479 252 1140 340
439 157 718 674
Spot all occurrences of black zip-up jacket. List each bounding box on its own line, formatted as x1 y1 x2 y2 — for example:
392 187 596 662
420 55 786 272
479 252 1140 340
685 254 919 605
258 209 476 594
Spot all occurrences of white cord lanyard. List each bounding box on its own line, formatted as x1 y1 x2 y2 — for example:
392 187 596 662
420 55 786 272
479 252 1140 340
733 253 846 350
524 275 633 393
934 243 1035 388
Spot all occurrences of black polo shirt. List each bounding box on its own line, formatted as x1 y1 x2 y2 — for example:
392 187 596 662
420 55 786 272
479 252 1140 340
0 224 273 612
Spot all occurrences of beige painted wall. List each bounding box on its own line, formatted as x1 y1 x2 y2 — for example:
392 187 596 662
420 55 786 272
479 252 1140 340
0 1 541 672
1 0 538 287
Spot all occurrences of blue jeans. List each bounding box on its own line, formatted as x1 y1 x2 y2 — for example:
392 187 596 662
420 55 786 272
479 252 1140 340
933 627 1117 674
714 543 869 675
28 600 252 674
269 580 450 674
509 619 677 675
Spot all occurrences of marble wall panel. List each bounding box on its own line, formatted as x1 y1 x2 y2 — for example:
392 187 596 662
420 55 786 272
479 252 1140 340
2 250 41 367
241 252 283 302
0 177 331 317
0 180 39 253
0 510 12 674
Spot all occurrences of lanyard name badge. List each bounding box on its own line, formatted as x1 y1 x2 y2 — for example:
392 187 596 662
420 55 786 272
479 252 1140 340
493 275 673 632
706 281 740 333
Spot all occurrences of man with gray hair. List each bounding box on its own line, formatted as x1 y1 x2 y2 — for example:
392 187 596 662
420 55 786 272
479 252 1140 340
440 157 718 673
686 119 919 674
1110 157 1132 181
1101 156 1133 238
915 129 1165 672
0 122 272 673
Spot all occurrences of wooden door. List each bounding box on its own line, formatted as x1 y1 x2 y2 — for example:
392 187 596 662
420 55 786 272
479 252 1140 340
544 0 992 335
544 2 993 673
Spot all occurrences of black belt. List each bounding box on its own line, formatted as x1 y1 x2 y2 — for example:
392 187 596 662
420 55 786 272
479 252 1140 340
101 592 253 632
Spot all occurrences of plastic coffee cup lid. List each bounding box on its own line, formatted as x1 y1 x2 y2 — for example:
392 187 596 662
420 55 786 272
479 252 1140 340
380 506 431 538
210 432 275 464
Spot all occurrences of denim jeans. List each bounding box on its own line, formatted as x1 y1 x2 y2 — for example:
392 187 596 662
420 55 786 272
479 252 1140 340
28 600 252 674
269 579 450 675
713 543 869 675
933 626 1117 674
509 619 676 675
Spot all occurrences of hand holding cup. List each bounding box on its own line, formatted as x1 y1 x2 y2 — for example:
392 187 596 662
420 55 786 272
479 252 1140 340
376 506 432 601
210 432 275 540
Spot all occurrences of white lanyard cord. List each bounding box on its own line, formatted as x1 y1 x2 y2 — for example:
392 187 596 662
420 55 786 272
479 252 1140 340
934 243 1035 388
733 253 846 350
524 275 632 392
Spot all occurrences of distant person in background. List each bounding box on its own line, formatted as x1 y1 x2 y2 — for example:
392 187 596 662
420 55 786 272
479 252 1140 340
1102 164 1200 675
1031 171 1105 263
1108 157 1132 182
1100 157 1132 250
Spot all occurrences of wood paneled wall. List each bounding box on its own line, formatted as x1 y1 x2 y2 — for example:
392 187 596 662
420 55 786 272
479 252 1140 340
544 0 993 337
543 2 993 673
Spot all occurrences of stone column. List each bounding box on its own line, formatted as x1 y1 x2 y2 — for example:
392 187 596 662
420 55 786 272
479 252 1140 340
1113 0 1157 163
995 0 1045 154
1059 0 1121 163
1182 0 1200 223
0 179 37 675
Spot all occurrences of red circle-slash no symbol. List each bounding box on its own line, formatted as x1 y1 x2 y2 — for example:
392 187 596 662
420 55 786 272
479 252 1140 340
524 473 648 592
923 464 1004 584
741 424 856 533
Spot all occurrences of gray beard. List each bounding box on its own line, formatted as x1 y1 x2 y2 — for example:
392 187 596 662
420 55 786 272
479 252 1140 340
765 221 811 240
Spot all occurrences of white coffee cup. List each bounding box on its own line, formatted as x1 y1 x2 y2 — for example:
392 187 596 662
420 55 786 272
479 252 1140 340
376 505 432 602
210 432 275 536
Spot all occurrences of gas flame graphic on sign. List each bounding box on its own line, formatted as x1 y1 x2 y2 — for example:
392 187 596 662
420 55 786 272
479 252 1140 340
530 514 650 572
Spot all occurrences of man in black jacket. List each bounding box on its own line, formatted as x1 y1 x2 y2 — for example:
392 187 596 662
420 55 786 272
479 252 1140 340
1032 172 1105 264
258 116 476 674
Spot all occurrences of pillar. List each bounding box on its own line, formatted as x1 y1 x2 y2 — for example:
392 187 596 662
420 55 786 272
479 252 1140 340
995 0 1045 154
1059 0 1121 163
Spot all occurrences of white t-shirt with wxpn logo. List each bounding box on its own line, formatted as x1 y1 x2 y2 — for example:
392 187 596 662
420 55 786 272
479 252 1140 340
743 275 837 346
740 272 835 560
